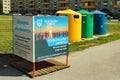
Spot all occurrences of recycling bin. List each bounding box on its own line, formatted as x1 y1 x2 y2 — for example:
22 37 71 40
56 9 82 43
77 10 93 38
92 10 107 35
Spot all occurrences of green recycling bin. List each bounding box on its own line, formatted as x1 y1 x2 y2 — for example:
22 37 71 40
77 10 94 38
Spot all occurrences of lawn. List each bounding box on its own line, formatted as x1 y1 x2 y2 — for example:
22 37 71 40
0 15 12 19
107 20 120 33
0 16 12 53
0 15 120 53
69 20 120 52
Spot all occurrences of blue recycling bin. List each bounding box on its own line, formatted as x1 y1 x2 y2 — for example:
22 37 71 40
92 10 107 35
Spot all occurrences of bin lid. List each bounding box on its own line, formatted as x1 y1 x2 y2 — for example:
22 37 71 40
56 9 81 15
91 10 106 15
77 10 91 14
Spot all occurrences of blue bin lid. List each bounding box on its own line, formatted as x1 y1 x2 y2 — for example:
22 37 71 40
91 10 106 15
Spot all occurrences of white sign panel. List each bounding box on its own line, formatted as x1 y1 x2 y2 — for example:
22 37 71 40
13 16 34 62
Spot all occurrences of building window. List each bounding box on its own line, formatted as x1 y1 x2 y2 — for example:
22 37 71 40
44 0 49 2
118 9 120 13
30 6 34 8
45 4 49 7
84 3 88 6
61 3 67 7
30 1 34 4
117 0 120 4
19 6 23 8
97 1 101 6
103 1 107 5
104 5 107 7
110 1 113 5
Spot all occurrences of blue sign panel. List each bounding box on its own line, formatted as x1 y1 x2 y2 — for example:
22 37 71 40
34 16 68 62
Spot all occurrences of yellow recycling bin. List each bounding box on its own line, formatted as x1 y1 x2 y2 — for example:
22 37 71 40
56 9 82 43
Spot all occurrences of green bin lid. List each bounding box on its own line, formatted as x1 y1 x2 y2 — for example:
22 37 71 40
77 10 92 15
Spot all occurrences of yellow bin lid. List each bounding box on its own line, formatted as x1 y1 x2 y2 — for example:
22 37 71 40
56 9 81 15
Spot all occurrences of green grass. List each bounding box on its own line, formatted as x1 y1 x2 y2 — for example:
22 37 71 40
69 21 120 52
69 34 120 52
0 15 12 19
0 15 120 53
107 23 120 33
107 20 120 23
0 15 12 53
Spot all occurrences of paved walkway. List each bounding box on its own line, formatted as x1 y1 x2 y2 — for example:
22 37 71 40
0 40 120 80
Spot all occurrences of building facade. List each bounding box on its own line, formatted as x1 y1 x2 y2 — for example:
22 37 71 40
79 0 120 17
69 0 82 11
113 0 120 17
11 0 36 14
10 0 120 17
81 0 96 11
0 0 11 14
11 0 69 15
97 0 113 11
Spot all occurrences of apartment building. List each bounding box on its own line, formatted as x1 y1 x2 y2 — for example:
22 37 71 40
80 0 120 17
96 0 113 10
0 0 11 14
41 0 70 14
69 0 82 11
11 0 36 14
10 0 79 15
41 0 52 14
35 0 42 13
81 0 96 11
10 0 120 17
10 0 66 14
11 0 20 13
41 0 83 14
113 0 120 17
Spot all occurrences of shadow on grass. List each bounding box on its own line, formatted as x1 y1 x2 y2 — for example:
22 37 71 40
0 53 25 77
